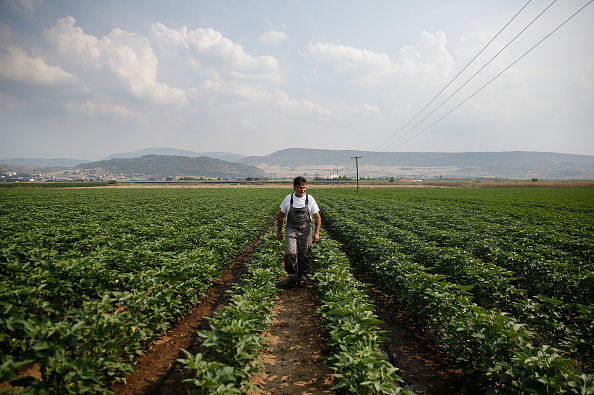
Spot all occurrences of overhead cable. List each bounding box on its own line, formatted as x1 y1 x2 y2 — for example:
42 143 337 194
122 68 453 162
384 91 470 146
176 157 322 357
388 0 593 151
378 0 561 154
376 0 557 155
371 0 534 154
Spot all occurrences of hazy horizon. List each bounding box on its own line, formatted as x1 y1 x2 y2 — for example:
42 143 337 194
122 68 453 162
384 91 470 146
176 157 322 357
1 1 593 161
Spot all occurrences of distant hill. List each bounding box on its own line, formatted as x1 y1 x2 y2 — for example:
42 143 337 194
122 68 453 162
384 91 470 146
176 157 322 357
0 158 91 168
3 148 594 180
102 148 246 162
0 148 246 169
0 164 62 173
74 155 266 179
239 148 594 180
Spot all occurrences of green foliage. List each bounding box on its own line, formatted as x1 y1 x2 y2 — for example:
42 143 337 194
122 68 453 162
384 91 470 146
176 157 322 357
179 230 284 394
316 187 594 393
179 351 242 394
0 188 282 393
312 234 415 394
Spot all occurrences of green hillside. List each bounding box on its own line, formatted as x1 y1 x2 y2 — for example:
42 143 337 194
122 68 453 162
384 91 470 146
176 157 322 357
74 155 266 179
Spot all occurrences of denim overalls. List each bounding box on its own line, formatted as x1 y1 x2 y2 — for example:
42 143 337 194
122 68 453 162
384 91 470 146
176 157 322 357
284 193 312 285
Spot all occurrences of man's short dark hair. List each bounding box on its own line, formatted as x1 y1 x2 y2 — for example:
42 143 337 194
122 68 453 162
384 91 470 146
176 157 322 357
293 176 307 187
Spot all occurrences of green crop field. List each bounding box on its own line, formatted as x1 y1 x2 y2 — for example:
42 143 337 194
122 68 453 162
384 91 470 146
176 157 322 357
1 186 593 394
315 186 594 393
0 188 283 393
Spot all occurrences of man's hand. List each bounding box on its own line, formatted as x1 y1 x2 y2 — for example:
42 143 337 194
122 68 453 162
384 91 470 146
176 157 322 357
277 210 285 241
312 212 321 243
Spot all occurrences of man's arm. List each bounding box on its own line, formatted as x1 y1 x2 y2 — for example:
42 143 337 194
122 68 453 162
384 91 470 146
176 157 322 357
277 210 285 241
312 212 321 243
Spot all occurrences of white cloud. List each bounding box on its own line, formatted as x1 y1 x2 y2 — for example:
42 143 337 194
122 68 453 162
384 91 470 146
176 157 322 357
150 23 281 84
258 30 288 44
0 24 77 85
308 30 454 88
44 16 187 106
0 44 77 84
43 16 101 70
397 31 453 80
352 103 382 114
308 41 392 86
271 89 332 119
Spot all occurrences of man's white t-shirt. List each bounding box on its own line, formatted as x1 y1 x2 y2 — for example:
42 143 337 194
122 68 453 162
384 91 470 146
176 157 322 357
279 193 320 219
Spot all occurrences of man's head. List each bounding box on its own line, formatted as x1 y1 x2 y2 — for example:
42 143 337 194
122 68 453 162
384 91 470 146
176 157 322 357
293 176 307 197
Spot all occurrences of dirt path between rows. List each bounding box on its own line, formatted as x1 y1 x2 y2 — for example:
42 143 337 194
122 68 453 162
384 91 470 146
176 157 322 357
360 283 472 394
111 260 244 395
250 285 334 394
112 222 471 394
112 273 470 395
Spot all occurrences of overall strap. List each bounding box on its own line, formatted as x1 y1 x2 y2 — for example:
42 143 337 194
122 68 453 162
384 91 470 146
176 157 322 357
289 193 307 207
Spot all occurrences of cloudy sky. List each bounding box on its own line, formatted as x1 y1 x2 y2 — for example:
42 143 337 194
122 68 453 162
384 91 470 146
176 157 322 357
0 0 592 160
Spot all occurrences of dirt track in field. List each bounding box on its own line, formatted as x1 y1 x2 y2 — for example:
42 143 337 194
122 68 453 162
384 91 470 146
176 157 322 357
112 220 470 395
250 285 335 394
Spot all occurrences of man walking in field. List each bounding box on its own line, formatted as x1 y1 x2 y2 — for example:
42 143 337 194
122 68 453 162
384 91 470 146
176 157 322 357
277 176 321 288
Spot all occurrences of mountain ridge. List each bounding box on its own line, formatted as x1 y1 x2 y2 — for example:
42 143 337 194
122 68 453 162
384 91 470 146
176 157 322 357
101 147 247 162
73 154 266 179
0 147 247 168
2 148 594 180
239 148 594 180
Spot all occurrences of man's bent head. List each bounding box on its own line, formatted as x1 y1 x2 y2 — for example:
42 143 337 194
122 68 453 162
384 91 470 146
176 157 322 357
293 176 307 188
293 176 307 197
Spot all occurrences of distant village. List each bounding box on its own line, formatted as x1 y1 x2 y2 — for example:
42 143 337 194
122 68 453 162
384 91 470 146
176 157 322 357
1 169 140 182
0 168 426 183
0 169 272 183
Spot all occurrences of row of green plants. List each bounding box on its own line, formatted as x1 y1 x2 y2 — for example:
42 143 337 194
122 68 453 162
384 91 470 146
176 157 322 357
180 230 285 394
319 207 594 367
317 188 593 304
314 188 594 393
0 188 283 393
360 204 592 305
315 188 594 367
311 232 414 394
181 223 414 394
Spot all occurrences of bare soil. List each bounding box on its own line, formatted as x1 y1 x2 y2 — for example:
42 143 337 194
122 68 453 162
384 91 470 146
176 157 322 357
250 285 335 394
111 259 245 395
112 273 472 395
111 217 472 394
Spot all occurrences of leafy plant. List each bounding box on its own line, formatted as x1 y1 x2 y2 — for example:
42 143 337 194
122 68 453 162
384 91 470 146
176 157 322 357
179 231 283 394
316 187 594 393
311 233 414 394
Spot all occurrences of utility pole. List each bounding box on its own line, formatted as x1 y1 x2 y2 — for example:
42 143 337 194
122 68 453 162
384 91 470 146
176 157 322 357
351 156 361 192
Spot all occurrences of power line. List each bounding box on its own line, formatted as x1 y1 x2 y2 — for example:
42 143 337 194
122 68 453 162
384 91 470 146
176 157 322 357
337 0 591 177
378 0 560 154
371 0 534 154
388 0 593 151
343 0 591 176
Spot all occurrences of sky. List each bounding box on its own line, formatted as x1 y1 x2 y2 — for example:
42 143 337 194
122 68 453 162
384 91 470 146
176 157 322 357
0 0 593 160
